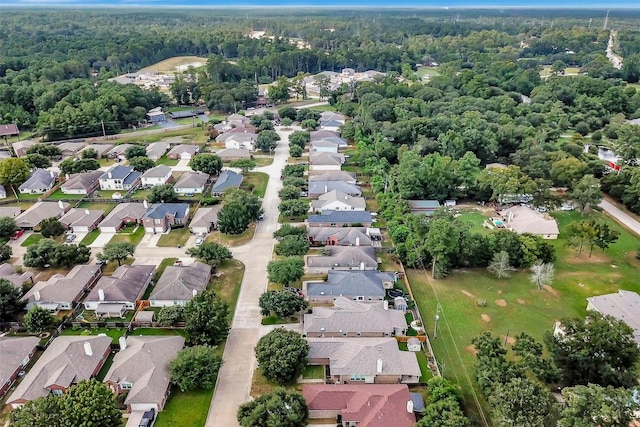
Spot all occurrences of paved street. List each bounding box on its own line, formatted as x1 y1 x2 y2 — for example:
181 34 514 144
599 199 640 235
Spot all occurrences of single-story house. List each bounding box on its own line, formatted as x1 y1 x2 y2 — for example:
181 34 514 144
303 384 417 427
148 262 212 307
305 270 394 303
84 265 156 316
0 337 40 399
215 126 257 143
0 206 21 217
310 130 340 140
22 265 102 313
0 124 20 139
224 133 257 151
106 144 135 159
57 142 86 157
146 107 165 124
174 171 209 195
189 206 222 234
408 200 441 216
18 169 57 194
308 181 362 198
215 148 251 162
306 246 379 275
142 203 189 233
309 152 345 171
77 144 113 159
61 170 103 195
0 263 33 289
0 184 6 199
12 139 38 157
498 205 560 239
319 111 346 125
309 171 356 184
167 144 198 160
304 297 407 337
15 201 70 229
141 165 173 187
307 211 373 228
211 169 243 196
307 227 373 247
99 165 141 191
6 336 112 408
586 290 640 345
105 336 185 413
59 208 105 233
146 141 170 161
310 140 339 153
98 202 147 232
310 190 366 213
225 113 251 128
319 120 343 132
306 337 421 384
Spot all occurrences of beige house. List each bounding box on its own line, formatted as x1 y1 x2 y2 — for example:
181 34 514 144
148 262 211 307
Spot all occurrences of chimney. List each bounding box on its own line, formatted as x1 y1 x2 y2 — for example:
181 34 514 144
108 171 112 179
143 200 149 209
355 237 360 247
98 289 105 301
324 185 328 193
84 341 93 357
192 289 198 297
34 291 40 301
383 300 388 310
406 400 414 413
118 336 127 351
65 173 70 180
50 170 55 178
377 358 383 374
85 209 90 215
359 261 365 271
58 200 64 210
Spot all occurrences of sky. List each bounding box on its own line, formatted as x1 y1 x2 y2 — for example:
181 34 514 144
2 0 640 8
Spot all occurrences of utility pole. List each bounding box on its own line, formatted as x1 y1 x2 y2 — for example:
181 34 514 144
101 120 106 137
433 303 441 339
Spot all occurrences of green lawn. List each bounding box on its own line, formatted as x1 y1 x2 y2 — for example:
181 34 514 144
17 192 43 200
157 227 191 247
251 156 274 167
81 229 101 245
102 258 135 275
96 352 116 381
131 328 188 338
206 223 256 247
302 365 324 379
308 104 336 112
154 388 213 427
241 172 269 198
46 189 85 200
61 326 127 343
406 210 640 424
21 233 43 247
128 189 153 200
416 66 440 78
92 190 126 200
156 156 179 166
208 259 245 312
116 127 207 145
110 224 145 245
77 201 117 213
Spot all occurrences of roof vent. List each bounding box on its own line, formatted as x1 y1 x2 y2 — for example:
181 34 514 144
84 341 93 357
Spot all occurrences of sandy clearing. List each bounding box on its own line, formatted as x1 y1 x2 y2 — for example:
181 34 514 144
495 299 507 307
502 335 516 345
461 289 476 298
481 313 491 322
466 345 478 356
517 299 526 304
543 285 560 297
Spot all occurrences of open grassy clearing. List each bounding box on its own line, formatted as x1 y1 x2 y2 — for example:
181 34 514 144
208 259 245 312
205 222 256 247
156 155 179 166
115 127 207 145
240 171 269 198
416 66 440 78
250 156 274 167
61 326 127 343
308 104 336 112
46 189 85 200
77 201 117 213
138 56 209 74
154 388 213 427
20 233 44 247
407 210 640 424
540 65 581 78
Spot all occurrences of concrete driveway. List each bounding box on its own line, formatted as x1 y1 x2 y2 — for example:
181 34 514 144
205 126 291 426
599 198 640 235
89 232 114 249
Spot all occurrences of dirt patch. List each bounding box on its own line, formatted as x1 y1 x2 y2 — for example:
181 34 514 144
481 313 491 323
497 290 503 295
543 285 560 297
517 299 526 305
465 345 477 356
502 335 516 345
495 299 507 307
461 289 476 298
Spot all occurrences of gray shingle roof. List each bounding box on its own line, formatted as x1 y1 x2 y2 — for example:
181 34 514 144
308 181 361 196
306 246 378 270
307 337 421 378
211 169 243 194
141 164 172 179
149 262 211 302
307 211 372 225
18 169 57 192
174 172 209 190
214 148 251 160
0 337 40 389
311 190 366 211
0 263 33 289
0 206 20 217
105 336 185 408
77 144 113 157
15 201 70 228
61 170 103 192
304 297 406 335
309 152 344 166
307 227 372 246
59 208 104 228
190 206 222 229
167 144 198 156
309 171 356 183
100 165 135 180
306 270 392 298
587 290 640 345
22 265 102 307
98 203 147 228
144 203 189 220
7 336 112 404
85 265 155 305
146 141 170 159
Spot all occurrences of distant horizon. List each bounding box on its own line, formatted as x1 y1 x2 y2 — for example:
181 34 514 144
3 2 640 9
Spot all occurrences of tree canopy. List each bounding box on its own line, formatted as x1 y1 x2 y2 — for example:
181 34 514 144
237 388 308 427
255 328 309 384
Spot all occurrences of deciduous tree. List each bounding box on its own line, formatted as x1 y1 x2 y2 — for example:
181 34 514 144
148 184 177 203
569 174 602 214
40 217 65 238
237 388 308 427
23 306 54 333
279 185 301 200
256 130 280 152
157 305 184 326
229 158 256 174
259 290 308 318
273 224 307 240
0 158 30 197
57 379 122 427
0 278 26 321
489 377 559 427
559 384 639 427
267 257 305 287
217 202 251 235
530 262 554 291
24 153 51 170
487 250 514 279
97 241 135 266
0 216 17 238
186 242 232 268
124 145 146 159
255 328 308 384
189 154 223 176
278 199 308 218
274 235 309 256
183 289 229 346
170 345 223 392
128 156 155 172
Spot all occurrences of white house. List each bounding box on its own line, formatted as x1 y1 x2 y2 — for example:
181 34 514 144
224 133 257 151
310 140 339 153
309 152 345 171
99 165 141 191
167 145 198 160
141 165 172 187
310 190 366 212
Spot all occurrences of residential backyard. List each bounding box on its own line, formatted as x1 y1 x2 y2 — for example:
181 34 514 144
406 210 640 424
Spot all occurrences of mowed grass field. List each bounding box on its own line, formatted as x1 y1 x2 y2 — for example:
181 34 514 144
407 210 640 425
138 56 209 74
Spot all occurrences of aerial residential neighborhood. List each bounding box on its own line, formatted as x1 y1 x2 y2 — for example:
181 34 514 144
2 7 640 427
